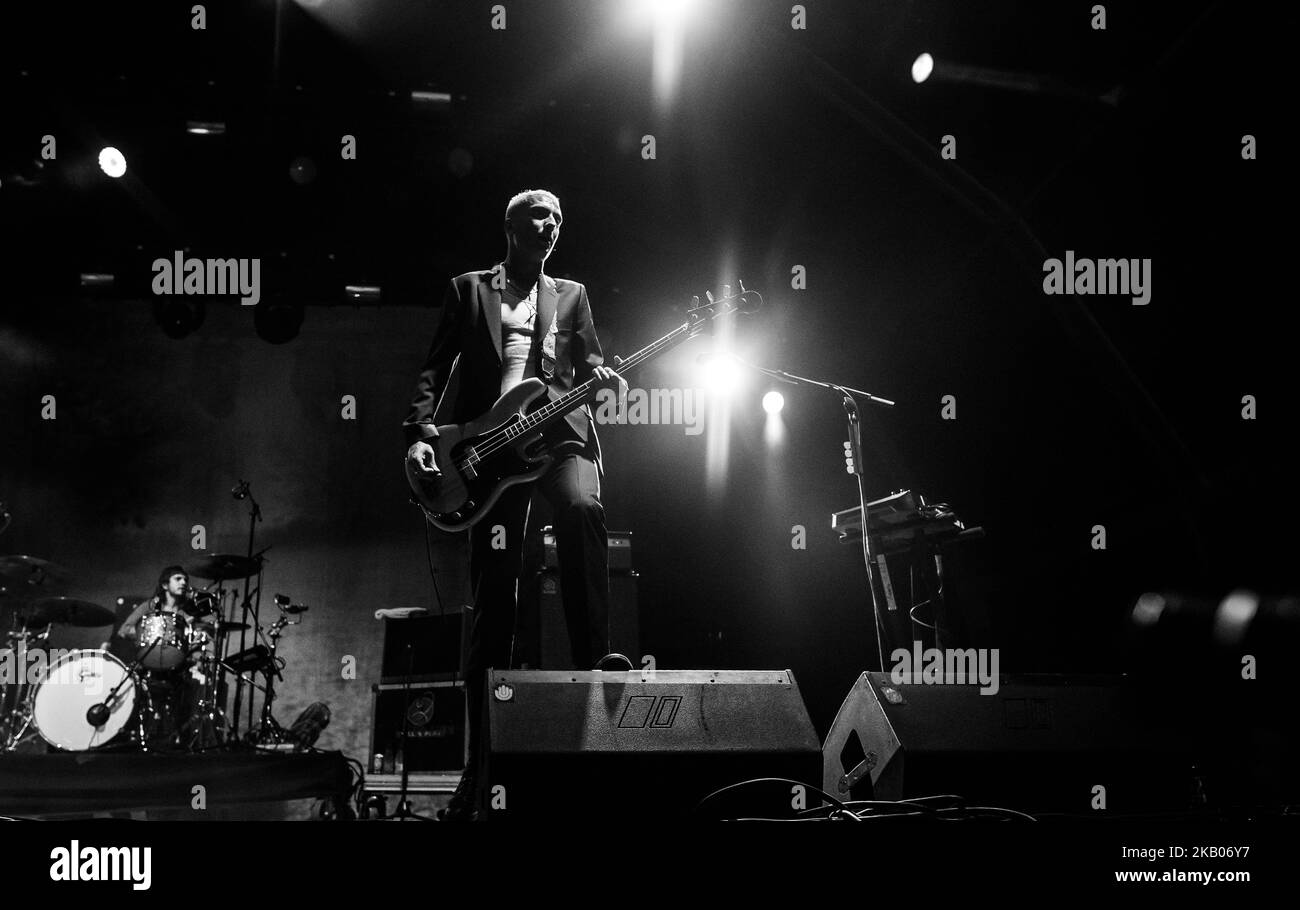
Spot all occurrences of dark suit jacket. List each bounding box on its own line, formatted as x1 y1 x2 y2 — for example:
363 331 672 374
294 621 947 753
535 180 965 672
403 263 605 468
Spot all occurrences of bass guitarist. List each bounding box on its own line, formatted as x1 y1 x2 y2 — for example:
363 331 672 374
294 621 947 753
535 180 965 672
402 189 627 821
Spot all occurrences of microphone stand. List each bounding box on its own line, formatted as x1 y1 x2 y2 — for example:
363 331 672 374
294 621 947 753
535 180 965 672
229 482 263 742
387 641 432 820
92 635 161 750
725 354 898 671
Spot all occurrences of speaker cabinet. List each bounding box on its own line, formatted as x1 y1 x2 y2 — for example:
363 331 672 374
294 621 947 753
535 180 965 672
531 570 639 670
482 669 821 819
823 672 1198 814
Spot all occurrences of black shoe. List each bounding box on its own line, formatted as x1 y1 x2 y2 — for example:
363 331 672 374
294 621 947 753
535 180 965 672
437 772 478 822
593 653 634 671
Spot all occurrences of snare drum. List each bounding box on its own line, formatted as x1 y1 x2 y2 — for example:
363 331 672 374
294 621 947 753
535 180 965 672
32 649 138 751
137 610 189 670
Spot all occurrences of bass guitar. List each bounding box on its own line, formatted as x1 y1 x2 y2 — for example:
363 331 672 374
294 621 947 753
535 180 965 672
406 283 761 531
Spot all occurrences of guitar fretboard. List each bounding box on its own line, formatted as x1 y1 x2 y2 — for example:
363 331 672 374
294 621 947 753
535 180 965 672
498 319 702 442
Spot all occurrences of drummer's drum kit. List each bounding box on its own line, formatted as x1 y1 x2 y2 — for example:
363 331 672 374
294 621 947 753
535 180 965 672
0 552 304 754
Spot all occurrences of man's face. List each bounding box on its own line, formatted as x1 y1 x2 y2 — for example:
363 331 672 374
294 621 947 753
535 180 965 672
166 573 189 597
507 197 562 262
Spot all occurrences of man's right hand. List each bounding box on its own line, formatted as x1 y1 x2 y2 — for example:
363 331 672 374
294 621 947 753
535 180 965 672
407 440 441 478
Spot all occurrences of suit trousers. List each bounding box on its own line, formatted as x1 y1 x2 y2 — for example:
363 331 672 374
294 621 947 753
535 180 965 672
464 451 610 766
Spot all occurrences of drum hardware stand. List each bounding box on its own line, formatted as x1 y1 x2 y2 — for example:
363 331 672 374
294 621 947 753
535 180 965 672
228 479 267 741
715 353 899 669
179 638 227 753
246 596 304 745
1 625 49 751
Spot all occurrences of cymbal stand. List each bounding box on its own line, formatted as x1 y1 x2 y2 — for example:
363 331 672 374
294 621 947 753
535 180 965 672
246 599 301 745
180 602 229 752
0 623 46 751
228 480 263 741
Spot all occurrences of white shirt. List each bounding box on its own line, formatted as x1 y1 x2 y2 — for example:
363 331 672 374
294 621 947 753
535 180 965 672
500 282 538 395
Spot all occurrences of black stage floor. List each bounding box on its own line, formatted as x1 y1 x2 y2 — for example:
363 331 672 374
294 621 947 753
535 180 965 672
0 749 352 819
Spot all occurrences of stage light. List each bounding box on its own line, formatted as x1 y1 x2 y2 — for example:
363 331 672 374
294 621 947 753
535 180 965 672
1213 590 1259 648
628 0 702 113
699 354 742 395
98 147 127 178
911 53 934 84
637 0 697 28
1131 592 1167 627
288 156 317 185
254 299 305 344
186 121 226 135
411 90 452 108
345 285 381 304
153 299 206 339
762 390 784 415
79 273 115 291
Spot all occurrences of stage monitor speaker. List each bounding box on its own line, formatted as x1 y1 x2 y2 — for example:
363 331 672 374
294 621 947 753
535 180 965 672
823 672 1199 815
482 669 821 820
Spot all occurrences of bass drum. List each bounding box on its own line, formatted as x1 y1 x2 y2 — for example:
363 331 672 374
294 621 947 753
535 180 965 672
32 649 138 751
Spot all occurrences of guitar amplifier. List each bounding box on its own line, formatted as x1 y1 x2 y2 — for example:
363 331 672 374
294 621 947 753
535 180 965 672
369 681 467 773
480 669 821 819
541 526 633 572
379 607 468 684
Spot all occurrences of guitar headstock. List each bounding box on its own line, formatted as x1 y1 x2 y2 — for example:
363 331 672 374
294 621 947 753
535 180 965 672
685 281 762 332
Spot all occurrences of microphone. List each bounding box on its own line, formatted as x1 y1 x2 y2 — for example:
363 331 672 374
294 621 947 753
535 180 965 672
231 480 250 500
86 701 111 727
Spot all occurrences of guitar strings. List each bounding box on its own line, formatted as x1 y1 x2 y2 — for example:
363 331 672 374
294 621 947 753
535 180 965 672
451 324 687 469
451 304 729 471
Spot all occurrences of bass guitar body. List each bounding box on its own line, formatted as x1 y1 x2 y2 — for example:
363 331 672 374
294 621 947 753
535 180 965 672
407 379 555 532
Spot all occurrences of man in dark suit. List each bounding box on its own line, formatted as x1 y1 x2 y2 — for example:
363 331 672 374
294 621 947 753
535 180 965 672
403 189 626 820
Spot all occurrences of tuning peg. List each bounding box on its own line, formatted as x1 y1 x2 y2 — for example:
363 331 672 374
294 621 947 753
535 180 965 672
737 280 747 294
691 295 700 309
722 284 731 299
705 290 715 304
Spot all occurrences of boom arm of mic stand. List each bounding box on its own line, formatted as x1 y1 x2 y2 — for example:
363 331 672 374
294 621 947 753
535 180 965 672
717 353 897 671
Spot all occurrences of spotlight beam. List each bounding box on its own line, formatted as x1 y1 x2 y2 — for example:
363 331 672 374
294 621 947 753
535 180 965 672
919 56 1121 108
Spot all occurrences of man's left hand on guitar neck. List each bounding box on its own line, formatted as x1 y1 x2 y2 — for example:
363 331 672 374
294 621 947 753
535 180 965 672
591 363 628 418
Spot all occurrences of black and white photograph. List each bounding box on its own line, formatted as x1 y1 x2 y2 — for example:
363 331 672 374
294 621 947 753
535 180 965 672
0 0 1294 893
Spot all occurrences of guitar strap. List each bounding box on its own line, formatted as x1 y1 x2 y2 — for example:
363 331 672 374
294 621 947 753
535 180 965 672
533 273 558 383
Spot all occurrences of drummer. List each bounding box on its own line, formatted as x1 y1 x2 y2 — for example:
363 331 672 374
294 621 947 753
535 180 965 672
113 564 207 748
118 565 198 643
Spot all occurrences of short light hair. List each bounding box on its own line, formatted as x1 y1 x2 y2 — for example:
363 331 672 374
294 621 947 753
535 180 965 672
505 189 561 223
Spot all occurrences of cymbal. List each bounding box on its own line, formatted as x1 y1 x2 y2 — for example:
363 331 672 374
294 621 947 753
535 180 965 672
0 555 71 588
187 553 263 581
19 597 115 629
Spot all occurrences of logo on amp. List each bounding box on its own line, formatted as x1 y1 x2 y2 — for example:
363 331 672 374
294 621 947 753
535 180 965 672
617 695 682 729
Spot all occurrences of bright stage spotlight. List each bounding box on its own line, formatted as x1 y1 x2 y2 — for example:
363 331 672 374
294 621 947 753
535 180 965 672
98 147 127 178
911 53 934 84
638 0 698 27
699 353 742 395
762 390 784 415
628 0 702 113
